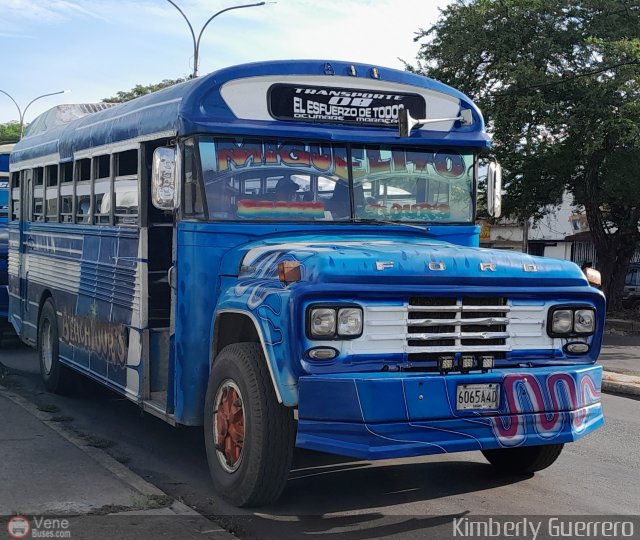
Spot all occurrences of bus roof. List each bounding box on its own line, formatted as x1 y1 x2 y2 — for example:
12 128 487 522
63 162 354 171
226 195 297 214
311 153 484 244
11 60 490 168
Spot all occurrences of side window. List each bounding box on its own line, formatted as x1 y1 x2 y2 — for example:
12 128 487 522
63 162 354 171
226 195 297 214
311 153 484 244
75 158 91 223
93 154 111 224
627 268 639 287
59 162 74 223
10 171 20 221
114 149 139 225
45 165 59 222
24 169 33 222
183 139 205 218
33 167 44 221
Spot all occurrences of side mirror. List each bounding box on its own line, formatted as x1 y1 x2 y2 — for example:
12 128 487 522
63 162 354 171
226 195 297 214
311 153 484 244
486 161 502 218
151 147 178 210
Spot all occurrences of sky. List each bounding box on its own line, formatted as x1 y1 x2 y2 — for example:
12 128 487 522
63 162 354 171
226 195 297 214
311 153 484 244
0 0 451 125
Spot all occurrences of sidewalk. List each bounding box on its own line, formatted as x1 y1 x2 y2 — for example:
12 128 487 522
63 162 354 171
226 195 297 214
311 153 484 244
0 386 236 540
600 319 640 397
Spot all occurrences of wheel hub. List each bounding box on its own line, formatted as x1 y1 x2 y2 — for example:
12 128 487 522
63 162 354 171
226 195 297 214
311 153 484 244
214 380 245 472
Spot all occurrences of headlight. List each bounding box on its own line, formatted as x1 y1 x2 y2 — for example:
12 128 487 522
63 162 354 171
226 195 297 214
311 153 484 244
308 305 363 339
337 308 363 336
551 309 573 334
548 306 596 337
309 308 336 338
574 309 595 334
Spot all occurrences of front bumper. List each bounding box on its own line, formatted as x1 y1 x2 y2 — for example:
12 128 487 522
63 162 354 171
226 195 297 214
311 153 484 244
296 365 603 459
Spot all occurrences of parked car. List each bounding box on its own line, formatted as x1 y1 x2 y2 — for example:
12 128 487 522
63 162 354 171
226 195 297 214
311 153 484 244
623 263 640 313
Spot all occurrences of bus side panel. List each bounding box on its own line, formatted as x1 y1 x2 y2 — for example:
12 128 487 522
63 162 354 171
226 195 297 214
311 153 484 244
23 223 143 399
173 223 229 425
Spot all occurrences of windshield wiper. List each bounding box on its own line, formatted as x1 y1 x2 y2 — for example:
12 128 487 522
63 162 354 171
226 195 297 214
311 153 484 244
353 218 431 232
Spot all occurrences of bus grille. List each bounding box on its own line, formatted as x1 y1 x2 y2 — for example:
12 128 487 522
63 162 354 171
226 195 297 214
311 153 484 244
406 297 510 359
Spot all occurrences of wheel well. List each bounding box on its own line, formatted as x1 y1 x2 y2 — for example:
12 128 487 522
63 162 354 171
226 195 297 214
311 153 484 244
213 313 261 360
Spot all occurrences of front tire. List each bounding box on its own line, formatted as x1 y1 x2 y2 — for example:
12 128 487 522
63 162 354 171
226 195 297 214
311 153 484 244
482 443 564 474
204 343 295 507
38 299 73 394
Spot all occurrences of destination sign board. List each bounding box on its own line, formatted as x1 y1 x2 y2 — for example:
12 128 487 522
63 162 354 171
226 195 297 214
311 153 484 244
268 84 426 127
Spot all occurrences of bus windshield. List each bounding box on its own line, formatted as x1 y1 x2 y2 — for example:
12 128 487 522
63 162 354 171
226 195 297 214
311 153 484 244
196 137 474 223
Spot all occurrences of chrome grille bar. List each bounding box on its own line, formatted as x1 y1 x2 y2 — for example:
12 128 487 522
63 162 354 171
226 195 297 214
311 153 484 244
407 297 510 353
407 317 509 326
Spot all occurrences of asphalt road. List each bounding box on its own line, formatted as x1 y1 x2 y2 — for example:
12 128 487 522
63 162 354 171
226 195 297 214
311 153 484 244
600 333 640 375
1 342 638 540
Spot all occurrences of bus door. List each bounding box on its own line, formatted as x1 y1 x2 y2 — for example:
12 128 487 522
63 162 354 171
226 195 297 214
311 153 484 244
16 169 33 338
143 141 176 420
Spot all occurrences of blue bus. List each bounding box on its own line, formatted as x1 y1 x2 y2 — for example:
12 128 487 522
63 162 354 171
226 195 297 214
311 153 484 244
8 60 605 507
0 143 14 341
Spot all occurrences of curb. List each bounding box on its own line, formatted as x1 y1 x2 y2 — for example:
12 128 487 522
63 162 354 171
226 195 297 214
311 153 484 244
605 318 640 335
0 383 207 519
601 371 640 398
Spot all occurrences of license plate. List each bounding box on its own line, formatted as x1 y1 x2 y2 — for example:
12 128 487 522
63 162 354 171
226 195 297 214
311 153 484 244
456 383 500 410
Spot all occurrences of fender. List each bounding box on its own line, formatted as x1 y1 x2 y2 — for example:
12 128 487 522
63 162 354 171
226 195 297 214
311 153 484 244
212 308 298 406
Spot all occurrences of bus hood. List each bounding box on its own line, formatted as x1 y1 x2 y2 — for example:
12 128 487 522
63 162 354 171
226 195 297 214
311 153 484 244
235 234 588 287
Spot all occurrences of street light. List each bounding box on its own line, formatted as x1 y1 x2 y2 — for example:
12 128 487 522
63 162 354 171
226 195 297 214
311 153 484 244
166 1 270 78
0 89 70 138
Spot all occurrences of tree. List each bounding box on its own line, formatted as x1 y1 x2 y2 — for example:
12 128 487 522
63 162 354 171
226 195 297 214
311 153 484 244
0 121 21 144
410 0 640 309
102 78 186 103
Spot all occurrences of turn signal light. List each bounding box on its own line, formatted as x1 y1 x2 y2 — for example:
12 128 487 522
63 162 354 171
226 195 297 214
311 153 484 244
307 347 338 360
278 261 301 283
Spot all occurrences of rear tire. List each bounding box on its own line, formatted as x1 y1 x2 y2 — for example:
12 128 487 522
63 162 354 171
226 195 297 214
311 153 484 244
204 343 295 507
38 299 73 394
482 443 564 474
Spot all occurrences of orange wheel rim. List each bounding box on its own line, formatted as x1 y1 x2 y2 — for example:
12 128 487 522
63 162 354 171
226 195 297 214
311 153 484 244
214 380 245 472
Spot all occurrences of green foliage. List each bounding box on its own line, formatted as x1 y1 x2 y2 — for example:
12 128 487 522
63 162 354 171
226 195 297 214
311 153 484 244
410 0 640 306
102 78 186 103
0 121 21 144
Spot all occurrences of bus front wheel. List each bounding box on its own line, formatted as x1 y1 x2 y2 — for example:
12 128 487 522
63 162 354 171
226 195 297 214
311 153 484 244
204 343 295 507
38 299 72 394
481 443 564 474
